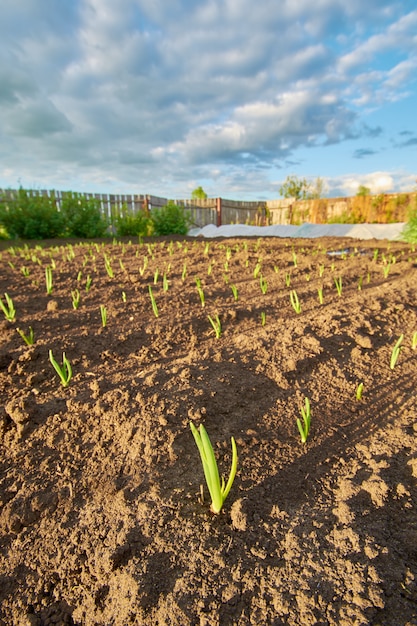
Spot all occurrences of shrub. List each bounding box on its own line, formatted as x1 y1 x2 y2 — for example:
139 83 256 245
61 192 108 238
0 188 64 239
151 201 191 236
402 200 417 243
113 203 152 237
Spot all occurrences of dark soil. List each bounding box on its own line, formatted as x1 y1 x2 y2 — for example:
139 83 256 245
0 235 416 626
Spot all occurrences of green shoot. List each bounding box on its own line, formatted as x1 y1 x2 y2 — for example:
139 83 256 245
382 262 391 278
17 326 34 346
334 276 342 297
290 289 301 314
285 272 291 287
208 314 221 339
163 272 169 292
71 289 80 310
154 268 159 284
317 287 323 305
296 397 311 444
148 286 159 318
45 266 53 295
261 311 266 326
292 250 297 267
318 264 325 278
49 350 72 387
182 262 187 282
122 291 127 303
412 332 417 350
253 262 262 279
0 293 16 322
195 278 205 308
259 275 267 295
21 266 30 277
390 334 404 369
139 256 148 276
356 382 364 401
104 254 114 278
231 284 238 301
85 275 92 293
100 304 107 327
357 275 363 291
190 422 238 514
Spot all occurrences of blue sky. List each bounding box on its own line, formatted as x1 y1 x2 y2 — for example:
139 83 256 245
0 0 416 200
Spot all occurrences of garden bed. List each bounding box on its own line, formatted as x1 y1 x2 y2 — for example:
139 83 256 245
0 235 416 625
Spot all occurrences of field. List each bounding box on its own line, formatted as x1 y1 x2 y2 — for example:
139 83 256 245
0 235 416 626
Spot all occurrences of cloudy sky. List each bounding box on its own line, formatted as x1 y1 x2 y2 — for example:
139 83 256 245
1 0 416 200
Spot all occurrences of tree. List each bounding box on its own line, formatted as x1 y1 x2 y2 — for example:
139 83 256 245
279 175 310 201
191 186 207 200
308 177 325 200
356 185 371 197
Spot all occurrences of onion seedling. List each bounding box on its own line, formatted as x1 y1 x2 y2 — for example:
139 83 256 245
390 334 403 369
45 266 53 295
148 286 159 318
356 382 364 401
49 350 72 387
195 278 205 308
382 262 391 278
71 289 80 310
104 254 114 278
412 332 417 350
190 422 238 514
0 293 16 322
100 304 107 327
296 397 311 444
259 276 267 295
163 272 169 292
261 311 266 326
285 272 291 287
208 314 221 339
85 275 92 293
182 262 187 281
334 276 342 297
17 326 34 346
253 262 262 279
317 288 324 305
290 290 301 314
231 284 238 301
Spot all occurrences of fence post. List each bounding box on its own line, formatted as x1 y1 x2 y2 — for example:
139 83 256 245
216 197 222 227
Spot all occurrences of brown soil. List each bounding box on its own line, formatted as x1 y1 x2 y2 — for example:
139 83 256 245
0 235 416 626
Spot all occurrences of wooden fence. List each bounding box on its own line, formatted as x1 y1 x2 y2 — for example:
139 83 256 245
1 188 415 228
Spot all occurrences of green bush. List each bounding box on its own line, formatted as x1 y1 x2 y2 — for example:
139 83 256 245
151 201 191 236
61 192 108 238
0 188 64 239
113 203 152 237
402 201 417 243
